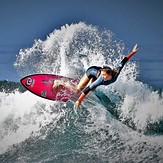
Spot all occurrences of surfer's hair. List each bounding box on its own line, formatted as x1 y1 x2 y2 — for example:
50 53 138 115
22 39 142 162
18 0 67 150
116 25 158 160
102 66 113 75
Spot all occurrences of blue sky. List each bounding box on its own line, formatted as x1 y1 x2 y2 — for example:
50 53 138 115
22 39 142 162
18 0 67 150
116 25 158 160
0 0 163 88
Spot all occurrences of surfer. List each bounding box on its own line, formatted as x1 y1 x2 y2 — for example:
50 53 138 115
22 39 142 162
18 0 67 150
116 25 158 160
53 44 138 109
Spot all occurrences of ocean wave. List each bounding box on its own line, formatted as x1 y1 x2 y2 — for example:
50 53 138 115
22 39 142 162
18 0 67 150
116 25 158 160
0 22 163 162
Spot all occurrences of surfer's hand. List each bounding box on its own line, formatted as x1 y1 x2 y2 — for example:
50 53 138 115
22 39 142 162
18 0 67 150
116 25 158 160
74 100 81 110
132 44 138 53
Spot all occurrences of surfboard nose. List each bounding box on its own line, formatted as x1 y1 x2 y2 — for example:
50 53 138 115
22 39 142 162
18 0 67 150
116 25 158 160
20 76 35 88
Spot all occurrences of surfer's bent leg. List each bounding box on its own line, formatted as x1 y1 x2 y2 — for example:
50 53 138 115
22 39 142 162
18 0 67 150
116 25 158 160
52 73 90 93
63 67 98 93
65 73 90 93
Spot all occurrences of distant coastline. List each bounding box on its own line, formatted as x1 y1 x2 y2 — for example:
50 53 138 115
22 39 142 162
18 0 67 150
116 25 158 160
0 80 26 93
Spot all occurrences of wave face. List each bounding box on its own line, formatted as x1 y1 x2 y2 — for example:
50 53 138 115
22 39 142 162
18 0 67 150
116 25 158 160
0 22 163 162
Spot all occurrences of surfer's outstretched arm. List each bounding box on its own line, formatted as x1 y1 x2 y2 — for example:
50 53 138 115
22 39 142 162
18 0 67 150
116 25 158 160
120 44 138 69
126 44 138 59
112 44 138 79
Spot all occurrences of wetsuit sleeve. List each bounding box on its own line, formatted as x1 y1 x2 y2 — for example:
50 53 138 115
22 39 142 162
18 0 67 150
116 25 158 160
118 57 128 72
112 57 128 79
113 51 137 79
77 86 91 104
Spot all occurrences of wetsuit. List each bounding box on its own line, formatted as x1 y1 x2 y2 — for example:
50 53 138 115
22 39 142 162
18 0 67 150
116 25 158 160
83 57 128 95
77 50 136 104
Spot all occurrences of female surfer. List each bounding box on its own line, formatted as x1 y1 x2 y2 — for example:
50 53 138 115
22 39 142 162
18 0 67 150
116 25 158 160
53 44 138 109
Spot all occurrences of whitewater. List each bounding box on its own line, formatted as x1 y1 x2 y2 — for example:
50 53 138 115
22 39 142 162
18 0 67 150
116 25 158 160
0 22 163 162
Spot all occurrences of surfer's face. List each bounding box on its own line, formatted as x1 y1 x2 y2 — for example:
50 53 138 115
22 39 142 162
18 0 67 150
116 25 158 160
101 70 112 81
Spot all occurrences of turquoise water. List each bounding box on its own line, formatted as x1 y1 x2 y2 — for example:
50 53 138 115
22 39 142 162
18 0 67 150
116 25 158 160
0 23 163 162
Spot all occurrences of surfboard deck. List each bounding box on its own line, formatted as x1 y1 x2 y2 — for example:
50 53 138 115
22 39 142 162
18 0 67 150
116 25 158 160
20 74 79 102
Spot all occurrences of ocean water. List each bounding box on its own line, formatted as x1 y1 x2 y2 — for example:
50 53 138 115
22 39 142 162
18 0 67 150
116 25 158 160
0 22 163 162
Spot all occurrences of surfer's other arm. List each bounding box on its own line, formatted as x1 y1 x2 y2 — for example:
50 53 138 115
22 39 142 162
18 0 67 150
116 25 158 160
74 86 91 109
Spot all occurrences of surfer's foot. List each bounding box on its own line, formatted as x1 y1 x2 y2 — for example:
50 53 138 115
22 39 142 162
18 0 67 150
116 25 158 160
52 80 64 91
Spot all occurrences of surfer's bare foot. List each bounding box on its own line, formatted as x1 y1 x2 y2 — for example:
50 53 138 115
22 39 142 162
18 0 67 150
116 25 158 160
52 80 65 91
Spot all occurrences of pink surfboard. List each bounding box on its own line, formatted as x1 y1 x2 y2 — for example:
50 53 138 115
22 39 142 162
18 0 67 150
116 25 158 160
20 74 79 102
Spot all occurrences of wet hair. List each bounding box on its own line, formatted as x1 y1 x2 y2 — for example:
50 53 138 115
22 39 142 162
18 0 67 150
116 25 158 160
102 66 113 75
